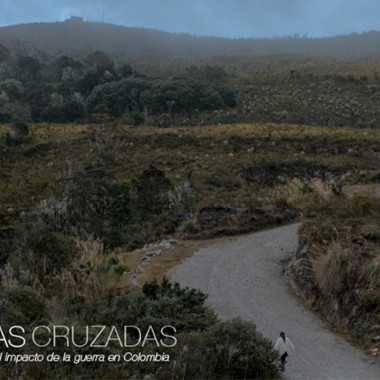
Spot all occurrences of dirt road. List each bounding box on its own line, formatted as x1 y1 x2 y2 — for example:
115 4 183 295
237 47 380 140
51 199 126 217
169 224 380 379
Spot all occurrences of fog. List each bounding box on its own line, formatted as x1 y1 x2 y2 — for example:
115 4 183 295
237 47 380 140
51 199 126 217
0 0 379 38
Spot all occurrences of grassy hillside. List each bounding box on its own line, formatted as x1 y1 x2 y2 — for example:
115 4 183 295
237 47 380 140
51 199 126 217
1 22 380 375
2 122 380 225
2 41 380 129
0 121 380 376
134 54 380 128
288 195 380 356
1 121 380 281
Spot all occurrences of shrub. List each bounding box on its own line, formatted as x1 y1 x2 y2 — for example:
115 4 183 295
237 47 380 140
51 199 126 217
0 112 11 122
34 163 184 249
167 181 195 214
111 262 129 276
77 69 104 94
209 318 279 379
106 254 129 275
182 218 200 234
17 56 42 82
183 64 228 84
0 102 31 124
0 285 46 327
35 164 131 248
87 51 112 68
26 81 54 122
87 77 151 117
107 255 120 266
0 79 24 101
132 166 173 218
169 331 217 380
213 112 238 125
54 55 83 72
0 226 16 265
60 101 85 122
157 113 172 128
216 86 237 107
15 222 77 280
148 78 227 113
91 112 114 123
10 121 29 136
87 77 236 119
90 278 215 333
165 319 279 379
131 111 145 126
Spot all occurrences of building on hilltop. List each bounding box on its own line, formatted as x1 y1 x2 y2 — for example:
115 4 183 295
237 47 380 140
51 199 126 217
65 16 84 23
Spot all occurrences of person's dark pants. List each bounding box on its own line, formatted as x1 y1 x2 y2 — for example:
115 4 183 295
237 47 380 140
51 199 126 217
280 352 288 371
280 352 288 364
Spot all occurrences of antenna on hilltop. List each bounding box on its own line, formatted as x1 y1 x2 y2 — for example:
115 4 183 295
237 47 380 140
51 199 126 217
102 11 105 23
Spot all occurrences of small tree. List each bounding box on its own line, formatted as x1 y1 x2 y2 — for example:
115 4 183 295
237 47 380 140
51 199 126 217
209 318 278 379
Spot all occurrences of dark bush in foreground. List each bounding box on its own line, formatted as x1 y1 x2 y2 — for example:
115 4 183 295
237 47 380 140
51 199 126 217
90 278 215 334
164 318 279 380
15 222 77 278
0 275 278 380
209 318 278 379
0 286 46 328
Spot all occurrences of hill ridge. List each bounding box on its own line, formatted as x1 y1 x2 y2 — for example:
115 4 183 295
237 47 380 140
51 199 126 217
1 21 380 58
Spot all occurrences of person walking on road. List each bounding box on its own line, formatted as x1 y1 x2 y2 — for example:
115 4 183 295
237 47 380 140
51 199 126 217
274 331 295 372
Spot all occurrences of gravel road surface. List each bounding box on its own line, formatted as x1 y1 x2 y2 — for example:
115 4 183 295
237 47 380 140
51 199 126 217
170 224 380 379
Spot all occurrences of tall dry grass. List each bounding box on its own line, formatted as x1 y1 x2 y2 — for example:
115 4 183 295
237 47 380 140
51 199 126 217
315 242 354 295
54 235 105 304
264 178 334 208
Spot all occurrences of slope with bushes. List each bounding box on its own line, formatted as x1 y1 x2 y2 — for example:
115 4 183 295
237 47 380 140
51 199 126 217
1 121 380 376
287 194 380 353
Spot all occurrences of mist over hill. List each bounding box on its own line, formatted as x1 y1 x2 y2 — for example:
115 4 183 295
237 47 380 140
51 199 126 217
1 19 380 59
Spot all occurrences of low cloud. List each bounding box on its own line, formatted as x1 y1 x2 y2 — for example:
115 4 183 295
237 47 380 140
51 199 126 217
0 0 379 38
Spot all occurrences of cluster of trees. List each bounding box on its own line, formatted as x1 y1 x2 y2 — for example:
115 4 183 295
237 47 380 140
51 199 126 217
88 77 236 118
0 45 236 124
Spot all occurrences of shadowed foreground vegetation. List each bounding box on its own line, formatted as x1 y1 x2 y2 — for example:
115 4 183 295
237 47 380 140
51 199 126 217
0 121 380 377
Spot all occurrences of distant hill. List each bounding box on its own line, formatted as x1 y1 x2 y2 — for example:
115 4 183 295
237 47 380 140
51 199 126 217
0 42 10 61
1 19 380 59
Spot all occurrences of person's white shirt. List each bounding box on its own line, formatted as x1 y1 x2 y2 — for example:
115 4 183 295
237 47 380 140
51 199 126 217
274 336 295 356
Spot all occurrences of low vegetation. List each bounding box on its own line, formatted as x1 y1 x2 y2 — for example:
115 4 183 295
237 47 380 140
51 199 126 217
287 194 380 354
1 48 380 375
1 121 379 361
2 40 380 131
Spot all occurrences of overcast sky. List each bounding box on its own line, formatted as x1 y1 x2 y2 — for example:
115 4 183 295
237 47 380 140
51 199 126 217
0 0 379 38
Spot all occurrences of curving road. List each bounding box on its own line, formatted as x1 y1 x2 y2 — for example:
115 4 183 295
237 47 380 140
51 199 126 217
169 224 380 380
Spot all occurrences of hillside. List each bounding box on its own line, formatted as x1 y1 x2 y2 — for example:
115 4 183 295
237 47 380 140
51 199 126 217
1 19 380 58
2 43 380 128
1 122 380 373
0 20 380 376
